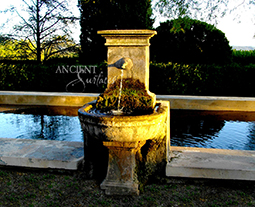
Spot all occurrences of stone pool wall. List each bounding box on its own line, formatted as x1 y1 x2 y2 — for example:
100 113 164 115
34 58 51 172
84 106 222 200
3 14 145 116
1 91 255 111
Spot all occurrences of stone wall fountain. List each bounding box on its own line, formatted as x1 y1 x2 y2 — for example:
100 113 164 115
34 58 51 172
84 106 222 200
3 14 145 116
78 30 170 195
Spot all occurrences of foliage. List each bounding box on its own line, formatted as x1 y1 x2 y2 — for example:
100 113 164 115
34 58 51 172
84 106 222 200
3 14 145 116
232 50 255 65
151 17 232 64
153 0 245 24
150 62 205 95
79 0 154 64
0 62 36 91
0 35 12 44
1 52 255 97
0 38 79 61
0 39 36 60
0 60 107 93
150 61 255 97
7 0 79 63
96 78 155 114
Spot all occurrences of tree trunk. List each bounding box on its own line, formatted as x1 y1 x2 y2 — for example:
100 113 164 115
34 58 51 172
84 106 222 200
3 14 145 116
36 0 41 63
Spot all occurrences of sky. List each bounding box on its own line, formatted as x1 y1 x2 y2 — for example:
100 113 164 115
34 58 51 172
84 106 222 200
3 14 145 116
216 1 255 47
0 0 254 47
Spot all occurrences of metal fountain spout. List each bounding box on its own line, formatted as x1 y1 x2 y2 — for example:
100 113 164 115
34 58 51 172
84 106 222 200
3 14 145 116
108 57 133 70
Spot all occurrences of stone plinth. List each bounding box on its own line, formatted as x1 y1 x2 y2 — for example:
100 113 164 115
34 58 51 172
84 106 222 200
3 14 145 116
100 141 145 195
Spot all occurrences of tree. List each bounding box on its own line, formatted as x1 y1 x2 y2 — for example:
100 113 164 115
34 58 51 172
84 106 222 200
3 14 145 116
0 37 79 61
0 39 36 60
79 0 154 64
153 0 255 25
0 35 11 44
8 0 79 63
153 0 230 24
150 17 232 64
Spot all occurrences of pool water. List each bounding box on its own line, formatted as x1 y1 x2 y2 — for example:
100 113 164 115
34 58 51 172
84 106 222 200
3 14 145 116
0 106 83 142
1 107 255 150
171 110 255 150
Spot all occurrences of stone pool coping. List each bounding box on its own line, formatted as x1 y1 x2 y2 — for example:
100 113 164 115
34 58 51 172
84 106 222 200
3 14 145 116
0 138 84 170
1 91 255 111
1 91 255 180
167 147 255 181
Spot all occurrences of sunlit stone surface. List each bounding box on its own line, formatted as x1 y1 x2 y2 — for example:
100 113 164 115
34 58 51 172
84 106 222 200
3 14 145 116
78 30 170 195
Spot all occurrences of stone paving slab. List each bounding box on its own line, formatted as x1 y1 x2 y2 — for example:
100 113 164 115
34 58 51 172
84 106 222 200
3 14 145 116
0 138 84 170
167 146 255 180
1 138 255 181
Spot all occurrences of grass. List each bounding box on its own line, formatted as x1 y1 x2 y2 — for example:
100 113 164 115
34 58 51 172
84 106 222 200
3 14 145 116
0 168 255 206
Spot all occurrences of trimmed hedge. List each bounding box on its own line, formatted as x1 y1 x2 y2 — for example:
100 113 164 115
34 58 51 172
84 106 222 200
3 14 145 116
1 60 255 97
232 50 255 65
0 61 107 93
150 62 255 97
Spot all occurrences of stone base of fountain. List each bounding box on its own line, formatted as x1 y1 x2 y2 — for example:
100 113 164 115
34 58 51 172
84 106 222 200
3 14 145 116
100 141 143 195
78 100 170 195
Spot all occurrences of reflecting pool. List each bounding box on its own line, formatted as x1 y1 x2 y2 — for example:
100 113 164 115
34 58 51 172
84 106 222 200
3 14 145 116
171 110 255 150
1 106 255 150
0 106 83 142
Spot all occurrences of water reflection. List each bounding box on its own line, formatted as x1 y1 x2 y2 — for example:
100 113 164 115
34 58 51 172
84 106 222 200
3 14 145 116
1 107 255 150
171 110 255 150
245 122 255 150
171 110 225 148
0 106 83 142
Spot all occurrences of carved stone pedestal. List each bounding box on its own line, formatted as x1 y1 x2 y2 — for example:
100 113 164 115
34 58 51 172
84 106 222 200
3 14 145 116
78 100 170 195
100 141 145 195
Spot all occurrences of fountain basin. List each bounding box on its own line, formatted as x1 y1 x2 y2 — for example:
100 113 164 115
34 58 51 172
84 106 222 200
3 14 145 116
78 100 167 142
78 100 170 195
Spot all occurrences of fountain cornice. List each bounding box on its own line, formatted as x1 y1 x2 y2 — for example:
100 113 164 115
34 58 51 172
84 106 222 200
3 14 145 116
98 29 157 47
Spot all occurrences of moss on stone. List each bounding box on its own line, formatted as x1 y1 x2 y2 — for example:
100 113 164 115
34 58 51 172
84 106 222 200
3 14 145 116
95 78 155 115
